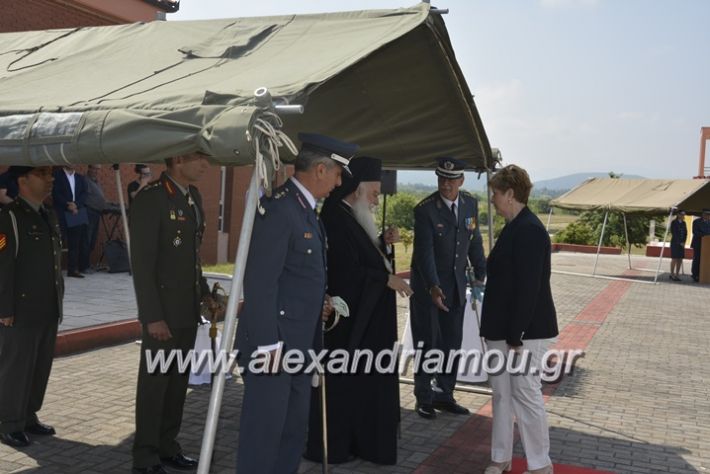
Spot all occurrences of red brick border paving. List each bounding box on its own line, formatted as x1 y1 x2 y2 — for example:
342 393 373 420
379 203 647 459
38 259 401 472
55 320 141 357
415 280 632 474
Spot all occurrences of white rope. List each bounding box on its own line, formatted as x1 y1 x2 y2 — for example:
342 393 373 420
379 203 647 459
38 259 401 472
250 111 298 214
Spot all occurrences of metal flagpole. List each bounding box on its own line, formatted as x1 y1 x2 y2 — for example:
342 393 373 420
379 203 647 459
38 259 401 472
654 208 674 283
623 213 632 270
592 211 609 276
545 208 553 233
197 169 259 474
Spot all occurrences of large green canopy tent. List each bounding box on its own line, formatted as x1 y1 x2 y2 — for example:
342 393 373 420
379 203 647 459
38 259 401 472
0 2 492 170
0 4 494 471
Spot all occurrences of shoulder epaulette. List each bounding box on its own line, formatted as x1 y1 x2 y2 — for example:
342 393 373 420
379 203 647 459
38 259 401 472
272 185 292 201
141 180 162 192
415 193 437 208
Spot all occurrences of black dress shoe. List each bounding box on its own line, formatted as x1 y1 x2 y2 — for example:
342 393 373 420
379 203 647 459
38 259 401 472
26 421 55 436
415 402 437 419
0 431 30 448
132 465 167 474
160 453 198 471
432 400 470 415
67 271 85 278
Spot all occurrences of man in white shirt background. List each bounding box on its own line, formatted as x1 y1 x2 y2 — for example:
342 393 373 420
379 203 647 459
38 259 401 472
52 166 89 278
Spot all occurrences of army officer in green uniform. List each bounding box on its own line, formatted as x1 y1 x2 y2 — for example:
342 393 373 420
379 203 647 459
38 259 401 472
130 155 215 474
0 166 63 448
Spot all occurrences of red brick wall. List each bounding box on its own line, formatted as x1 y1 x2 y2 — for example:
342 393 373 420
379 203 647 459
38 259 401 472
0 0 229 266
0 163 222 265
87 163 222 265
224 167 252 263
0 0 119 32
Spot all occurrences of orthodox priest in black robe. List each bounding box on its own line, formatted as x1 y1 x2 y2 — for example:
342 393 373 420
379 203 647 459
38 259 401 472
305 157 412 465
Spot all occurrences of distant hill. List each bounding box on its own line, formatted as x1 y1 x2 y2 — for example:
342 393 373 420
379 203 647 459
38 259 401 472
533 173 645 193
397 171 646 199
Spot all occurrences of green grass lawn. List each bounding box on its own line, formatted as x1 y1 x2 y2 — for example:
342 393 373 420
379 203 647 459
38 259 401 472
203 262 236 275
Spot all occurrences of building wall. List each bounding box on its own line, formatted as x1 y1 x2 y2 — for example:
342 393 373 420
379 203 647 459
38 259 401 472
71 163 222 266
1 0 116 32
0 0 169 33
0 0 231 266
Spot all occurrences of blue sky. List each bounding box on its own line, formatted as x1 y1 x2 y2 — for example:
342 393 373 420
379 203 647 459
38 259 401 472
172 1 710 184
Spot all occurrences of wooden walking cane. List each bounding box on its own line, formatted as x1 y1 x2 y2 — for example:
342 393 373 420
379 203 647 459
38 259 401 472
320 320 329 474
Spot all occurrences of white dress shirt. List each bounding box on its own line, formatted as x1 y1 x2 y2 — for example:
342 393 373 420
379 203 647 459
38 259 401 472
440 193 459 220
64 168 76 201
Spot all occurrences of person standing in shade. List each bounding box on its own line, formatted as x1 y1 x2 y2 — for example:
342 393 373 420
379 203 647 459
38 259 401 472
305 156 412 465
409 157 486 419
0 169 18 208
84 165 108 265
128 164 152 207
669 210 687 281
130 154 215 474
481 164 558 474
236 133 355 474
52 165 89 277
691 209 710 282
0 166 63 448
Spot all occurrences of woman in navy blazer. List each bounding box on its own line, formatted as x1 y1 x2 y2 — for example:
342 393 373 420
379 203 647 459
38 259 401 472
481 165 558 474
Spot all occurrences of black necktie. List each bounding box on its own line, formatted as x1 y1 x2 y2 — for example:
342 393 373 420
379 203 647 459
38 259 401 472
39 206 50 225
451 202 457 218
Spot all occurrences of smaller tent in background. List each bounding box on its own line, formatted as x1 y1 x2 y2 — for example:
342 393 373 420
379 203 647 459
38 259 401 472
550 178 710 282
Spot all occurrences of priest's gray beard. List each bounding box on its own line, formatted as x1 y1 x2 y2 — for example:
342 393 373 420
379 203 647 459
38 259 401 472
351 195 379 244
350 190 393 273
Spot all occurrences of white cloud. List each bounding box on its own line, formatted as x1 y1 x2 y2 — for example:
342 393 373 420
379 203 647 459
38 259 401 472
475 79 524 108
539 0 599 8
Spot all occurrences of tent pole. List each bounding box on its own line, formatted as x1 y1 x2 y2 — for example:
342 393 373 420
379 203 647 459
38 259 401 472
197 168 259 474
593 211 609 276
546 208 553 232
486 170 494 250
623 213 631 270
113 164 131 257
653 208 674 284
382 194 387 234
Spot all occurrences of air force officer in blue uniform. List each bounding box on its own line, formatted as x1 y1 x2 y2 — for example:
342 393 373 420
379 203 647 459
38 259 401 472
409 158 486 419
236 133 356 474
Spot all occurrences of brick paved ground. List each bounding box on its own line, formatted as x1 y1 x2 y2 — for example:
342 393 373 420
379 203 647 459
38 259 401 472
1 253 708 473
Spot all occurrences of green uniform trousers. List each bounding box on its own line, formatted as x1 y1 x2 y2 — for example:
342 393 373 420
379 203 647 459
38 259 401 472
0 323 57 433
132 326 197 468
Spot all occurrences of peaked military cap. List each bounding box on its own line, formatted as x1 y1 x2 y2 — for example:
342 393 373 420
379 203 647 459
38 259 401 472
6 166 35 184
435 157 466 179
298 132 358 176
